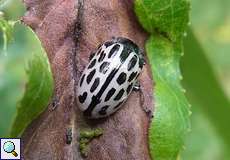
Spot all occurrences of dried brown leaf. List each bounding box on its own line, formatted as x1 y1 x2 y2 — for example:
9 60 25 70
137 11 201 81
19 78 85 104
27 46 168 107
21 0 154 159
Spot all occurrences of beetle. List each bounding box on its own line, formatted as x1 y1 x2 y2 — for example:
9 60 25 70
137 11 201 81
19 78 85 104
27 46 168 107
77 37 145 119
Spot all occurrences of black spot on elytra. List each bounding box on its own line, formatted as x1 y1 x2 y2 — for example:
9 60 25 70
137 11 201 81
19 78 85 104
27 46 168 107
113 101 123 109
128 72 137 82
87 69 96 84
108 44 120 58
78 92 87 103
104 41 114 48
88 59 96 69
90 78 100 93
84 96 101 117
98 105 110 115
83 67 120 117
128 55 137 71
117 72 127 85
105 88 116 102
96 48 102 55
114 89 125 101
80 74 85 87
99 61 110 74
98 51 106 62
120 46 132 63
126 83 133 94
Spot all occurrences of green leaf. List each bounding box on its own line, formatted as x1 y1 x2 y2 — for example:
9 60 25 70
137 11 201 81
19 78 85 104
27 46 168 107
134 0 190 42
146 35 190 160
0 12 17 54
180 0 230 157
134 0 191 159
10 51 53 137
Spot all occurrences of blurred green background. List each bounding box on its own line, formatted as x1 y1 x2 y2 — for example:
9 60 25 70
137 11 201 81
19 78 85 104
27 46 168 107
181 0 230 159
0 0 229 159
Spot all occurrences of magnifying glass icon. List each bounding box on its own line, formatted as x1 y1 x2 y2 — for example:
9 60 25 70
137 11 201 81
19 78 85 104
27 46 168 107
3 141 18 157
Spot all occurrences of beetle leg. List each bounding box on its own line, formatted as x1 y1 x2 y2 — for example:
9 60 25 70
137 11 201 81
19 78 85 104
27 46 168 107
133 80 153 119
133 81 141 91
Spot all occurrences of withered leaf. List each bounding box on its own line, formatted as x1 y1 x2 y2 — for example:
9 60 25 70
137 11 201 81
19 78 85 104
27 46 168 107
21 0 154 159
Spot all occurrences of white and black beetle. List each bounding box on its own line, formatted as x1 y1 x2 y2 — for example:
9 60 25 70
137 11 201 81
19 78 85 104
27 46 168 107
77 37 145 119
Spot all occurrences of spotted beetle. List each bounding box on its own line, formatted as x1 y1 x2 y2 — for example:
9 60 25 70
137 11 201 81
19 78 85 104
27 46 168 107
77 37 145 119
